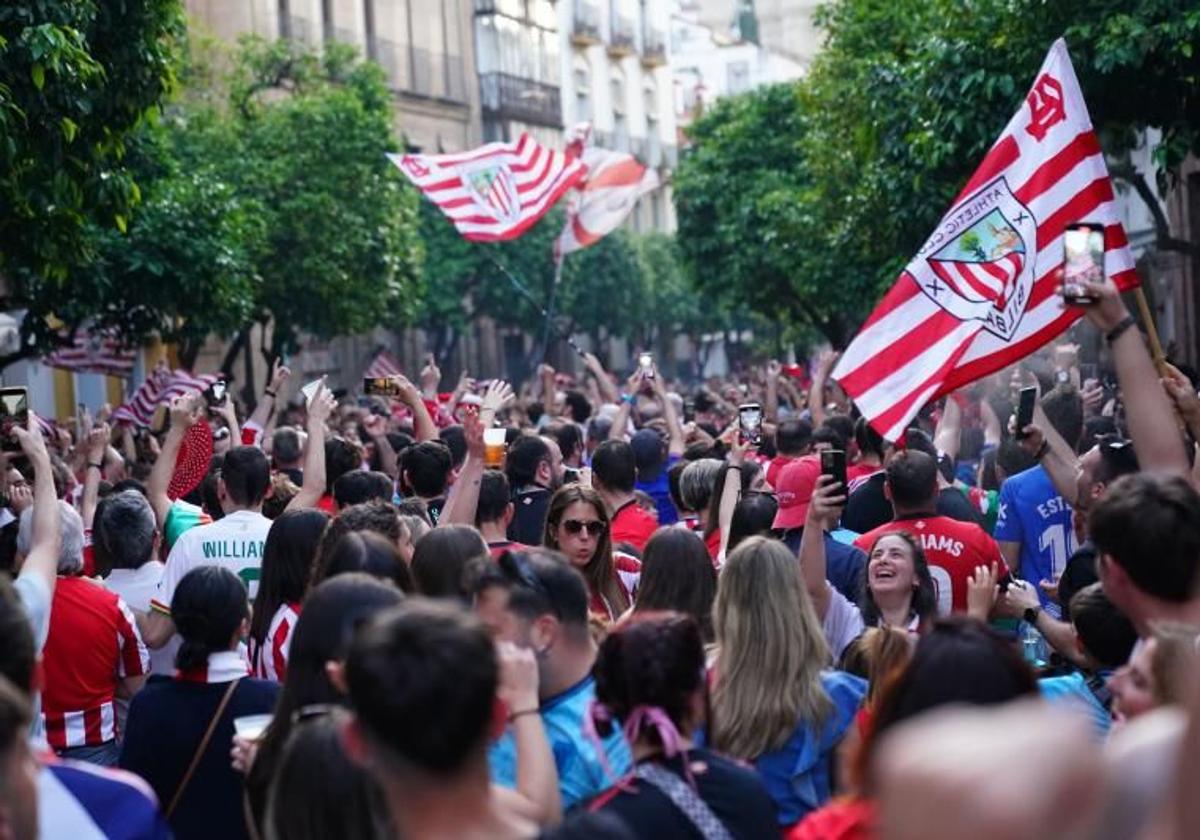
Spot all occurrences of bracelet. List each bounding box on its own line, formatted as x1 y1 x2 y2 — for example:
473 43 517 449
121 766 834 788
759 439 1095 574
1034 440 1050 461
1105 315 1136 345
264 389 277 398
508 707 539 722
88 462 103 471
621 393 636 405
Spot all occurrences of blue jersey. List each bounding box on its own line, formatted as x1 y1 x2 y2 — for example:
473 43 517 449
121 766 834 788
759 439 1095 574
489 674 631 810
994 465 1075 617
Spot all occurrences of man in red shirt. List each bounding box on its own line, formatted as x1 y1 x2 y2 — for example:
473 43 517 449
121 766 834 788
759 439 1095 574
853 450 1006 615
18 501 149 766
765 418 813 490
592 440 657 553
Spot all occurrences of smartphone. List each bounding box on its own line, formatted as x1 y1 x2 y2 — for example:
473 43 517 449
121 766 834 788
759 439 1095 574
1015 386 1037 439
204 379 228 408
738 402 763 445
363 376 401 398
1062 222 1104 305
683 397 695 424
820 448 847 493
0 387 29 452
639 352 654 379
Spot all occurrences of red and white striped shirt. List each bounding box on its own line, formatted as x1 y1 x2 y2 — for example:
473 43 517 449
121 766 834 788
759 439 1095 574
248 602 301 683
41 577 149 749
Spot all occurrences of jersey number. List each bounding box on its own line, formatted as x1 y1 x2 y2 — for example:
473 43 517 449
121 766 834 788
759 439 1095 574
1038 524 1076 579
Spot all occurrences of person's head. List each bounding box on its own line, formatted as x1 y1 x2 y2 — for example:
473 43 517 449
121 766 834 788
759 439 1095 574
634 529 716 642
667 460 690 515
727 493 779 551
0 675 36 840
321 531 413 592
396 514 427 564
399 441 453 500
837 626 914 705
586 416 612 457
333 471 394 510
16 500 83 576
993 439 1035 487
1091 473 1200 627
250 509 330 648
775 418 813 458
262 473 300 519
346 599 498 786
324 438 364 495
810 425 845 453
93 489 156 576
272 427 303 468
592 612 708 748
1041 388 1085 452
1109 622 1200 724
1068 583 1137 670
858 617 1037 792
861 531 937 626
410 525 488 601
313 501 406 584
591 439 637 496
543 484 626 614
546 422 584 467
823 415 855 454
562 390 592 425
702 460 763 539
172 566 250 671
505 434 556 491
1075 436 1139 513
883 450 938 514
437 425 467 472
475 470 514 530
678 458 723 518
219 446 272 511
711 536 831 759
770 455 820 531
854 417 886 462
630 429 668 484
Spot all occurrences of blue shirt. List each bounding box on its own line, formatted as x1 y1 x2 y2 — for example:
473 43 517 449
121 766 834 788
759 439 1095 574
753 671 867 826
636 454 681 526
1039 671 1112 738
783 530 867 605
994 465 1075 617
489 675 631 810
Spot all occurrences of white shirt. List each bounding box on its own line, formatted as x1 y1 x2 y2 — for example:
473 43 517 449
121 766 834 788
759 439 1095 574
106 563 174 676
151 509 272 615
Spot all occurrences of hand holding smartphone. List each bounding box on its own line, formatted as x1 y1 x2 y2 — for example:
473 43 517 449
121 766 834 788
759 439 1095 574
1062 222 1104 306
639 352 655 380
820 448 847 495
738 402 762 445
1015 386 1037 439
0 388 28 453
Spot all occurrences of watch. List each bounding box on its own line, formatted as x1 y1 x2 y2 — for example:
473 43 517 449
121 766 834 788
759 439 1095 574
1023 606 1041 625
1055 369 1071 385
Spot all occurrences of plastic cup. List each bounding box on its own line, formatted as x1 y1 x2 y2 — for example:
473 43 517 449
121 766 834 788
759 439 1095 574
484 427 507 468
233 713 273 741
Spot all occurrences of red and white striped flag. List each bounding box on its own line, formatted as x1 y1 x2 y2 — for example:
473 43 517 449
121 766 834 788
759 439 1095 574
388 134 586 242
45 327 136 378
832 40 1138 441
112 366 217 427
555 140 660 256
363 349 402 379
161 369 219 402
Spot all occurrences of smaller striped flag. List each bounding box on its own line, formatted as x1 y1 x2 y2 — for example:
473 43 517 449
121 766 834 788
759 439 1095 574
112 366 218 428
363 349 402 379
45 327 136 378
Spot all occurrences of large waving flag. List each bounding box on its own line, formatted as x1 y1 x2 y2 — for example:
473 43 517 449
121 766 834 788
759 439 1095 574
833 39 1138 441
112 366 219 427
389 134 586 242
556 126 660 255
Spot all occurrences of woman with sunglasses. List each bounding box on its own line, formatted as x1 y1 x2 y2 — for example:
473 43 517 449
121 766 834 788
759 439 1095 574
543 485 639 622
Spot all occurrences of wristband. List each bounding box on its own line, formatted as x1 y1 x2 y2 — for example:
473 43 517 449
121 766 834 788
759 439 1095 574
621 393 636 405
264 389 277 398
1105 315 1136 345
508 707 539 722
1034 440 1049 461
88 462 103 471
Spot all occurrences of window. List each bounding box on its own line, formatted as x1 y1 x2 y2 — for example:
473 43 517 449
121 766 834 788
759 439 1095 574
574 63 592 124
611 74 628 150
644 83 660 165
726 60 750 94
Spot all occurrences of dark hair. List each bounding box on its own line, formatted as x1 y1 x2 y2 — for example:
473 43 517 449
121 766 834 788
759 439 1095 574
410 525 488 600
634 530 716 642
172 566 250 672
312 502 403 585
324 438 364 495
1094 437 1139 486
222 446 272 507
854 417 885 460
334 471 394 509
505 435 551 488
199 456 225 520
727 493 779 552
272 428 302 465
667 460 689 514
547 422 584 463
885 450 938 510
94 489 156 573
346 599 497 776
996 439 1035 480
593 613 705 743
775 419 813 456
1080 416 1118 457
265 709 388 840
592 440 637 494
110 478 147 497
370 432 414 474
860 530 938 627
978 448 999 491
1042 388 1084 451
900 428 937 460
438 426 468 470
1069 583 1137 669
0 578 36 693
1090 473 1200 603
249 509 330 662
823 415 855 448
476 470 512 525
860 617 1037 791
703 461 760 541
811 426 845 450
247 574 403 830
472 548 591 629
400 441 453 499
586 416 612 449
544 485 626 614
563 390 592 425
322 531 413 592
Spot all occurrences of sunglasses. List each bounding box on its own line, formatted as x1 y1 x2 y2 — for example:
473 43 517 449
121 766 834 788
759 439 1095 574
559 519 605 537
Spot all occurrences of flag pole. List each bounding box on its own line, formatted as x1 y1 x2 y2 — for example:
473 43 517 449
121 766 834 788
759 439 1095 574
537 254 566 364
480 250 585 359
1133 287 1167 375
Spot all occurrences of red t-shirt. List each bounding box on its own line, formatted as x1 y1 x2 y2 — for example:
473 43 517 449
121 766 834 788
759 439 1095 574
705 528 722 565
853 514 1006 614
846 462 881 483
766 455 796 490
610 500 657 553
487 540 530 560
42 577 149 748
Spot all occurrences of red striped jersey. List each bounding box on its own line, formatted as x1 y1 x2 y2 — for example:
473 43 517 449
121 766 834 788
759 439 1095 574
41 577 149 749
248 602 301 683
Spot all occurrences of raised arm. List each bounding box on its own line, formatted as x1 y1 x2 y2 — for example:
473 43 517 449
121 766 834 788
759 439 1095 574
798 474 845 621
362 413 398 480
764 360 781 426
419 355 442 401
246 359 290 440
538 364 557 422
286 384 335 512
396 375 437 443
808 350 839 427
439 412 485 527
479 380 515 430
650 367 685 457
934 395 963 462
980 396 1002 448
583 352 619 405
494 642 561 827
81 423 111 529
147 395 202 527
717 437 749 560
215 397 241 450
608 370 643 441
13 415 62 599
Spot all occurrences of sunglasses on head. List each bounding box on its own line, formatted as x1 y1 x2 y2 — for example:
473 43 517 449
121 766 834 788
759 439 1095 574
560 518 605 537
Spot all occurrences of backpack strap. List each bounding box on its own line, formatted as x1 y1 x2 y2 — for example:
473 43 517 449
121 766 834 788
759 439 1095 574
634 762 733 840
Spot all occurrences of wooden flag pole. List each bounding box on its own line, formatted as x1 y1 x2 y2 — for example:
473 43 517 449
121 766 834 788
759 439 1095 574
1133 287 1168 376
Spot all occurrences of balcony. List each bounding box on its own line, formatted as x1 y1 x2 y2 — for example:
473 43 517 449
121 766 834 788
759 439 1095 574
479 72 562 128
608 13 635 57
571 1 601 46
641 27 667 67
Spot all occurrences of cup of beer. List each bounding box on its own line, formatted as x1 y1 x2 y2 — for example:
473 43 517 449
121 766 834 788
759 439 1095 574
484 427 507 468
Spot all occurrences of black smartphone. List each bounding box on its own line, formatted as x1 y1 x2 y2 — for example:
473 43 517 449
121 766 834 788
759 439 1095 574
0 387 29 452
363 377 402 397
738 402 763 445
820 448 847 493
683 397 695 424
1015 386 1037 439
204 379 228 408
1062 222 1104 305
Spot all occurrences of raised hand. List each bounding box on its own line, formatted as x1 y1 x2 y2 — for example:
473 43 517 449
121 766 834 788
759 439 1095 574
495 641 539 715
307 382 336 429
464 410 486 461
966 563 1000 621
420 355 441 397
481 379 515 416
268 358 291 395
806 473 847 529
87 423 111 462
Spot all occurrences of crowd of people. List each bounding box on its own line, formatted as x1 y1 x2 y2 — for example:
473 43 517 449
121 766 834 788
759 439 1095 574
0 271 1198 839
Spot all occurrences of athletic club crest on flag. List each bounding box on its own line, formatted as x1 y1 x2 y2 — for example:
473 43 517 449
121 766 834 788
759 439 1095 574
916 177 1038 341
463 163 520 224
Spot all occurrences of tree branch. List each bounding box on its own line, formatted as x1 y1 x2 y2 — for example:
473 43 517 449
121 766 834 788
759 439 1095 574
1111 165 1200 258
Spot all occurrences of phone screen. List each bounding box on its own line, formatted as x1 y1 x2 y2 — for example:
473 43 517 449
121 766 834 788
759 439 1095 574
0 388 29 452
820 448 847 492
1015 386 1037 439
639 353 654 379
205 380 228 407
738 403 763 445
363 377 401 397
1062 223 1104 304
